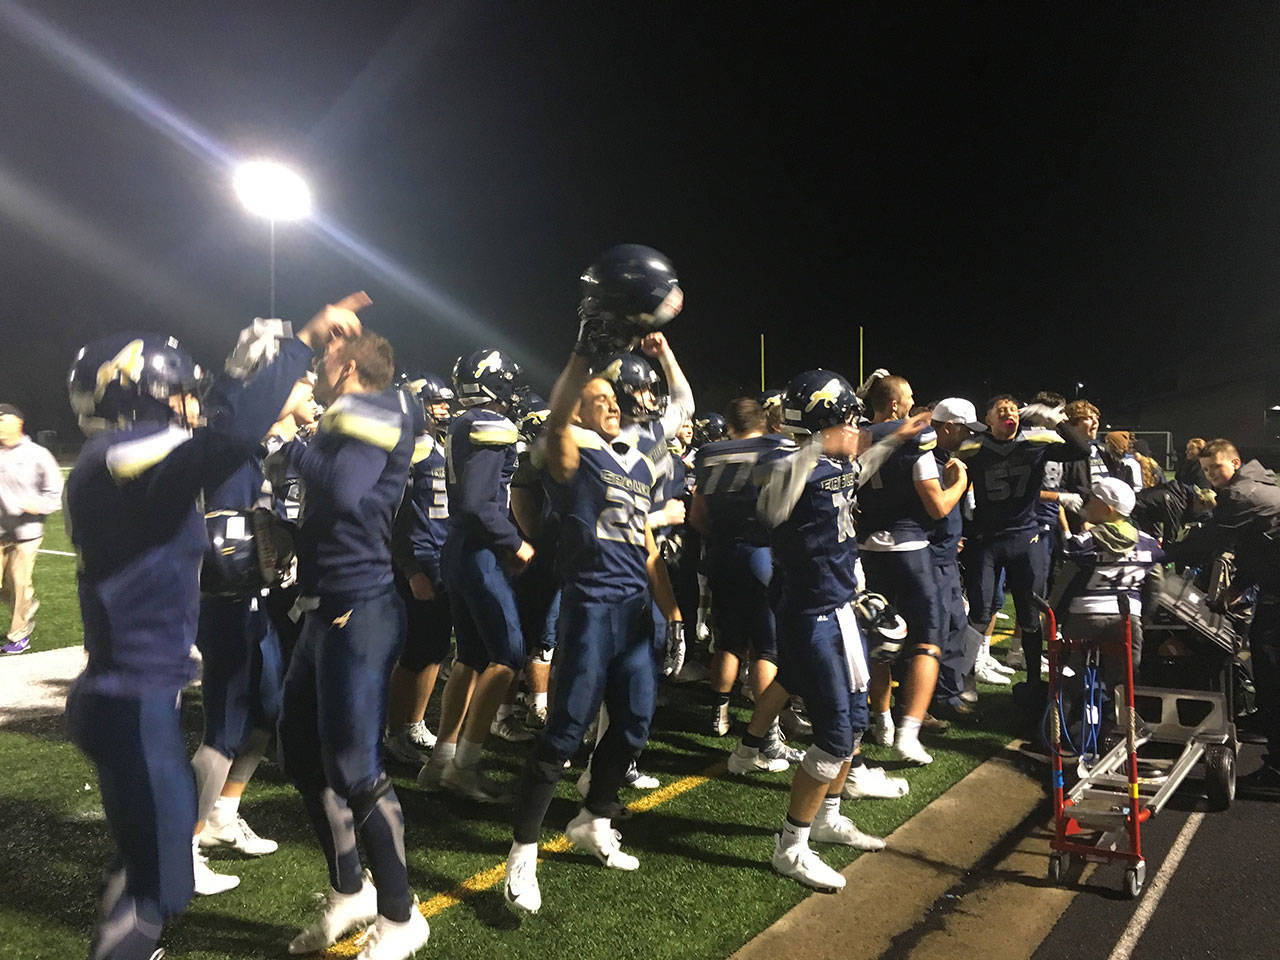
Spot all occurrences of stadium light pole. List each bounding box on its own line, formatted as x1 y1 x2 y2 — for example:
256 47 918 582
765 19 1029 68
232 160 312 318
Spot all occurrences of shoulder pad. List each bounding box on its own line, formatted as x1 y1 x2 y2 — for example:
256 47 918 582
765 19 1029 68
567 424 605 450
320 396 404 452
917 427 937 452
1023 427 1064 445
105 426 190 482
411 435 436 465
956 437 984 459
468 415 519 447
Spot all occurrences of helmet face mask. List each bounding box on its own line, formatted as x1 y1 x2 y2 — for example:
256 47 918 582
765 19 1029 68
594 354 667 423
404 372 455 432
452 349 521 408
69 333 202 433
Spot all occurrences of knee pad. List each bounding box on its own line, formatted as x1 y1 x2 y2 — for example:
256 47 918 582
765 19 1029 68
801 745 849 783
348 774 394 830
907 644 942 663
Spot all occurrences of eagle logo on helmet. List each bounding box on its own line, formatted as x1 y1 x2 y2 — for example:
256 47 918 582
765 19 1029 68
805 378 845 414
474 351 504 379
94 339 146 401
599 358 623 382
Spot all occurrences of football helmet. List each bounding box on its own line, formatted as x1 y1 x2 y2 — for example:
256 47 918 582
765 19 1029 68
692 411 727 446
201 508 296 598
452 349 521 407
410 372 455 431
595 354 666 422
757 388 783 411
854 592 909 662
68 333 203 431
780 369 861 435
509 386 550 441
576 244 683 359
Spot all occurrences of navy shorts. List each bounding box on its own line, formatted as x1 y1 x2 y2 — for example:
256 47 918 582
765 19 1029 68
394 573 453 672
515 552 561 655
859 548 943 651
196 595 284 757
444 542 525 671
707 543 778 662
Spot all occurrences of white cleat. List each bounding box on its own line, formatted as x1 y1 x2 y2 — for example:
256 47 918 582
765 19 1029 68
193 846 240 896
870 715 895 747
727 746 789 775
893 733 934 766
843 764 910 800
974 659 1012 685
811 814 886 851
416 753 448 792
384 722 435 764
504 848 541 915
354 906 430 960
288 874 378 954
565 809 639 870
490 714 535 743
770 835 846 891
199 814 278 857
441 761 509 804
986 655 1016 676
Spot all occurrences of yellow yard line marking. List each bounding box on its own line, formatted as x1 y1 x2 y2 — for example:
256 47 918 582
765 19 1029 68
322 761 724 956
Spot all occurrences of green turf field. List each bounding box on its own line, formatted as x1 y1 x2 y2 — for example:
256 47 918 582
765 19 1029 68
0 664 1030 960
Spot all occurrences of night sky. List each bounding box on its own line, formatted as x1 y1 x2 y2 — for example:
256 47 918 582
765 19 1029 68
2 1 1278 437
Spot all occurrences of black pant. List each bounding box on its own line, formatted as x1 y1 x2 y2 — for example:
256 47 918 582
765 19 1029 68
1249 595 1280 759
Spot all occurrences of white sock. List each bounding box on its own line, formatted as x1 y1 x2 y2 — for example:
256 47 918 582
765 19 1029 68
899 716 922 739
780 817 810 852
815 795 841 827
532 691 548 710
209 794 240 825
496 704 515 722
878 710 894 728
434 740 457 762
509 840 537 861
455 738 484 770
734 741 760 758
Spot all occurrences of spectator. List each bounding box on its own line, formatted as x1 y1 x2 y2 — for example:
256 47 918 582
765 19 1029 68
0 404 63 654
1175 437 1210 488
1103 431 1142 490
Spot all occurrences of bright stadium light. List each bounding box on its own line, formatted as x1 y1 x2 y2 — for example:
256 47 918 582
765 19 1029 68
233 160 311 221
233 160 311 317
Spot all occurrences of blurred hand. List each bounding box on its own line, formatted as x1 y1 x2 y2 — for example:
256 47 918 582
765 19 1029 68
408 572 436 602
660 498 686 527
506 540 536 575
893 410 933 440
297 291 370 350
640 332 670 358
821 423 861 458
942 457 967 486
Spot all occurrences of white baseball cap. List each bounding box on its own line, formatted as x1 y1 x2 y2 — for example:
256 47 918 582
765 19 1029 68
931 398 986 433
1091 476 1136 517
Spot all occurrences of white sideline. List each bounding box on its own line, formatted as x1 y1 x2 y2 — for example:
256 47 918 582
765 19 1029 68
1106 811 1205 960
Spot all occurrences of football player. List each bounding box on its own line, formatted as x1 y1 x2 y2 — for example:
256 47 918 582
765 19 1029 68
689 398 800 769
65 300 360 960
755 369 930 890
956 395 1090 712
505 331 683 915
859 376 968 763
274 324 429 959
416 349 533 801
385 374 455 764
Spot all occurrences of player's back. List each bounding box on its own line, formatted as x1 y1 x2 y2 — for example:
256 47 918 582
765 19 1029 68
856 420 937 543
769 452 860 616
696 434 790 549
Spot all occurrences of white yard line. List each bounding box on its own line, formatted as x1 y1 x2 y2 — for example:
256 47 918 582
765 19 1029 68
38 549 76 557
1106 811 1206 960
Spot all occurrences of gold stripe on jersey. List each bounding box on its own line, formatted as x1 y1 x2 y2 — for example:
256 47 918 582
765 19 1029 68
469 419 518 447
105 425 190 481
567 424 605 450
411 435 437 464
320 397 402 452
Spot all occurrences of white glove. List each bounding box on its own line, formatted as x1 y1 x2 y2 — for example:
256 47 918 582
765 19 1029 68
1057 492 1084 513
1019 402 1066 428
225 318 293 380
855 368 890 400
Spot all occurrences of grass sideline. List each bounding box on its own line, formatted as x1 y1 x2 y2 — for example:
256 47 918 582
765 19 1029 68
0 645 1031 960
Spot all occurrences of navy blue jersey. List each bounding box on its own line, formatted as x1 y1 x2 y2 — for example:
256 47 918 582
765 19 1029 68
205 452 271 513
392 432 449 582
855 420 938 547
765 450 862 616
695 434 791 549
68 337 313 696
284 390 414 597
1035 459 1063 528
511 445 561 554
928 446 964 563
445 408 522 555
957 424 1089 539
1060 523 1164 617
549 426 658 602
